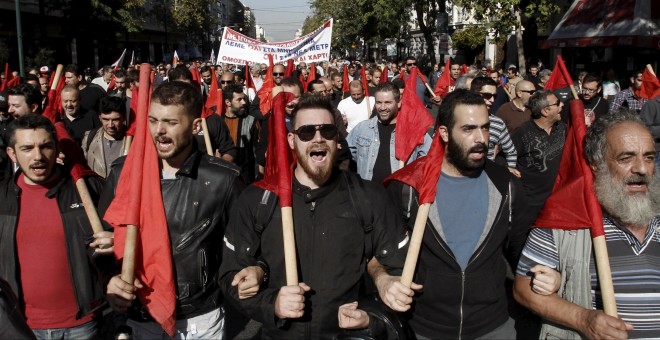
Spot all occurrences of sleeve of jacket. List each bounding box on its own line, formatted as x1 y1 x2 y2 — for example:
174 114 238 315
506 174 534 269
219 187 281 328
210 116 238 159
366 181 408 273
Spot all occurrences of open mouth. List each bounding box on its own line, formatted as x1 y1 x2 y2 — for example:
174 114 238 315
155 138 173 151
29 163 47 176
310 149 328 162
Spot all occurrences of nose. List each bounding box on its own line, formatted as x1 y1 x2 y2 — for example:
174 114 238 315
475 129 487 144
631 155 649 176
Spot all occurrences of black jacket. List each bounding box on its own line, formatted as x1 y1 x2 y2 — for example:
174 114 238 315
0 169 108 320
219 170 408 339
99 148 243 319
387 161 534 339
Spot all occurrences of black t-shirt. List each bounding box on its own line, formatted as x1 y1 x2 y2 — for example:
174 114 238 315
79 84 107 113
63 108 101 145
582 96 610 124
371 123 396 184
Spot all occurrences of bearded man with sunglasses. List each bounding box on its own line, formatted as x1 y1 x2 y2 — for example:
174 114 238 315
220 92 410 339
512 90 566 218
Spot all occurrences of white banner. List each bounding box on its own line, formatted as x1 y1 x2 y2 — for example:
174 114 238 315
217 19 333 66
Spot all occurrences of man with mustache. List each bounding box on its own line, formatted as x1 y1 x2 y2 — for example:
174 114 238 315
514 110 660 339
220 93 410 339
385 89 534 339
220 83 258 184
81 96 127 178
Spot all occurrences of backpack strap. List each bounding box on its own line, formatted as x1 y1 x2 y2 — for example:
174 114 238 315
84 127 100 153
254 190 278 235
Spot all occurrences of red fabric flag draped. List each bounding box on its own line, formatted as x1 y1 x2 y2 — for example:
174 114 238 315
342 64 350 93
203 68 220 118
253 91 295 207
360 66 370 97
125 85 140 137
53 75 66 116
636 67 660 100
461 64 469 75
104 65 176 336
285 59 295 78
245 62 255 90
190 64 201 88
0 63 10 91
534 99 604 237
258 54 275 115
381 65 389 84
53 123 97 181
385 128 444 203
395 67 435 163
434 59 453 98
544 55 574 91
308 62 317 83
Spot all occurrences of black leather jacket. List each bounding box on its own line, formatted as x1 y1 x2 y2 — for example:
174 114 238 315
99 149 243 319
0 169 108 320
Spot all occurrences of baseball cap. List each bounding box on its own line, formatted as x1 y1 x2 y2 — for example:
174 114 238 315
40 66 49 73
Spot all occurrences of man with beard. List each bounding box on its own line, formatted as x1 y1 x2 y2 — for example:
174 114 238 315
219 93 410 339
337 80 375 133
512 90 566 217
514 110 660 339
580 74 609 126
610 70 648 113
81 96 127 178
108 69 128 99
220 83 258 184
385 89 533 339
60 85 101 145
347 82 432 183
103 81 253 339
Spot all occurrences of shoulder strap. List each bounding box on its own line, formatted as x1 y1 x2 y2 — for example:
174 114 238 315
254 190 278 234
401 184 414 220
85 127 100 152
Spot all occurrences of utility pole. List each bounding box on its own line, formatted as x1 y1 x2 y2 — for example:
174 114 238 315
15 0 25 77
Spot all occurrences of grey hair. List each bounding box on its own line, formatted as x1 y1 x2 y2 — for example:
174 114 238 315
528 90 553 119
455 74 476 90
584 109 647 169
539 69 552 78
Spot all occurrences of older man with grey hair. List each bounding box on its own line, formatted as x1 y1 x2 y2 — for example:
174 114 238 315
514 110 660 339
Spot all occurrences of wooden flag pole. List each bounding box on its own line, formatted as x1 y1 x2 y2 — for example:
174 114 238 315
50 64 63 91
502 86 514 101
121 63 152 285
593 235 617 316
400 203 431 287
201 118 214 156
76 180 105 234
365 95 372 121
282 206 298 285
647 64 656 77
123 136 132 156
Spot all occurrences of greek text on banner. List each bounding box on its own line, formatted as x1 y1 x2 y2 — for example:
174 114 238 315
216 19 333 65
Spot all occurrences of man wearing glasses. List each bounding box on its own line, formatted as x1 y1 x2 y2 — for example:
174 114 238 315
496 80 535 134
512 90 566 217
397 56 431 107
580 74 609 126
610 70 648 113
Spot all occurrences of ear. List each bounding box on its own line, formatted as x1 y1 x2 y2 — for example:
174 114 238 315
30 104 39 114
224 98 231 108
7 147 16 164
287 132 295 150
438 125 449 143
192 118 202 135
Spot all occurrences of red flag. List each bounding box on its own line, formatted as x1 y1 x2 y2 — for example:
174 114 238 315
203 68 220 118
42 87 60 123
395 67 435 162
635 67 660 100
360 66 370 97
342 64 350 93
381 65 389 84
253 91 295 207
258 55 275 115
0 63 10 91
461 64 469 75
299 73 306 92
385 128 444 203
104 65 176 336
4 76 20 89
434 59 454 98
285 59 295 78
245 62 255 90
54 75 66 116
53 122 97 181
190 64 201 88
126 85 140 136
308 62 317 83
534 99 604 237
544 56 574 91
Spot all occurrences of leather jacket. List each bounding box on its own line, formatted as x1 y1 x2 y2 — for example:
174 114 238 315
99 148 243 319
0 169 108 320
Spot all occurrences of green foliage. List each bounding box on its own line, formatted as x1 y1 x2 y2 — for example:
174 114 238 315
451 25 487 50
25 48 56 69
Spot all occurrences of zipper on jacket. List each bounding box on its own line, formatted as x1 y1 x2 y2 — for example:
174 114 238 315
174 218 211 253
459 271 465 340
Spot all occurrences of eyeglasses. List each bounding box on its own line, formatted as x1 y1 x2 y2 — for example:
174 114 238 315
272 72 285 76
545 101 561 108
582 87 598 93
480 92 497 100
406 63 416 66
220 80 233 84
519 90 536 94
292 124 338 141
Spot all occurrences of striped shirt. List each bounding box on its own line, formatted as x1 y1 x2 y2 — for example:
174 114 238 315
488 115 517 168
517 216 660 338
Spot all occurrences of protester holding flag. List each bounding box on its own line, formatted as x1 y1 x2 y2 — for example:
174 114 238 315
337 80 375 133
0 114 113 339
219 93 409 339
102 81 252 339
385 89 533 339
639 67 660 168
514 111 660 339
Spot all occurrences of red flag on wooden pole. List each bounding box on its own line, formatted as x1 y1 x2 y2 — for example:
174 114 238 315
203 68 220 118
285 59 295 78
342 64 350 93
360 66 370 97
544 56 574 91
395 67 435 163
635 65 660 100
104 64 176 337
258 55 275 115
245 62 256 90
381 65 389 84
433 59 453 98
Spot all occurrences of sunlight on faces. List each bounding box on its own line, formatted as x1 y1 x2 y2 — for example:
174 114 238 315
100 111 125 139
8 128 59 185
441 104 490 175
61 90 80 116
288 108 337 183
374 90 400 124
148 102 200 162
8 95 33 118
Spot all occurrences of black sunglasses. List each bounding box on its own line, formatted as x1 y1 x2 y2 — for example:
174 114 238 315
272 72 285 76
480 92 497 100
406 63 417 66
519 90 536 94
546 101 561 108
293 124 338 142
220 80 233 84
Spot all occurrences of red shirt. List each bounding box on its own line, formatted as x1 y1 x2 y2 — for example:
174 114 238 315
16 174 93 329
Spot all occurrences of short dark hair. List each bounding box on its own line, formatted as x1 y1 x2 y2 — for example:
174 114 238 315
470 77 498 92
435 89 486 130
306 79 325 93
223 83 244 105
99 96 126 116
200 65 212 74
528 90 553 119
25 74 39 84
114 69 127 79
7 113 57 148
64 64 80 76
291 94 337 128
102 65 113 74
374 82 401 102
281 77 304 95
168 67 193 83
392 78 405 90
126 69 139 84
582 74 600 86
405 56 416 63
7 84 42 113
151 81 202 119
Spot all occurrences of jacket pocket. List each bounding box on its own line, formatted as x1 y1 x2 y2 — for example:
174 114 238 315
355 136 373 160
174 218 211 253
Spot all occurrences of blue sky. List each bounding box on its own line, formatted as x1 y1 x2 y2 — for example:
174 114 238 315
241 0 313 42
